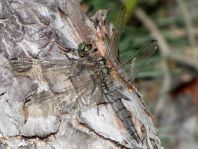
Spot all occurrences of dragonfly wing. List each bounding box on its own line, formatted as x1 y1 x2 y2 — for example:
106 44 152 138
23 92 68 119
9 58 33 72
41 60 96 94
9 58 95 72
8 57 102 118
8 58 97 92
105 7 126 66
23 75 101 118
120 40 159 81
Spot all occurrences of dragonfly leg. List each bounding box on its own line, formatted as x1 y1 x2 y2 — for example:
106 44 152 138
55 42 77 53
96 102 109 116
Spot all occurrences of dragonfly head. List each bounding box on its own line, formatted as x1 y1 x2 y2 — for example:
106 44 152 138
78 42 92 57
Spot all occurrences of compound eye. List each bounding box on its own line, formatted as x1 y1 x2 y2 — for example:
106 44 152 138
78 42 86 50
85 44 92 51
78 42 93 57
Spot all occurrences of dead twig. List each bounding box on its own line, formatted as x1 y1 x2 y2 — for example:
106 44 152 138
177 0 196 47
166 28 198 38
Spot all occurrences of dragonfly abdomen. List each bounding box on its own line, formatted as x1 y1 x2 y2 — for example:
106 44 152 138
98 56 141 144
101 81 141 143
110 96 141 143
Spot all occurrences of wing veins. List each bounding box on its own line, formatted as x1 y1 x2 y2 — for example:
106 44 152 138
25 76 97 116
105 7 126 66
118 40 159 80
9 58 96 73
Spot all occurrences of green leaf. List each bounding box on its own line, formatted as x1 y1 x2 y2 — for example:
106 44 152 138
123 0 137 22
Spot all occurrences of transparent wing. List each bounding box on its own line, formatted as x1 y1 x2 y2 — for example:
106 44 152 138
105 7 126 66
9 58 95 73
8 58 97 93
23 74 101 118
9 58 34 72
8 57 102 119
118 40 159 81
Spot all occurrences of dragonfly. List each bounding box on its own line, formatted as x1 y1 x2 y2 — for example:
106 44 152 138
7 7 158 145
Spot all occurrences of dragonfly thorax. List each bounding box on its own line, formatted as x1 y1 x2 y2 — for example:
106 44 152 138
97 57 111 78
98 57 106 65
